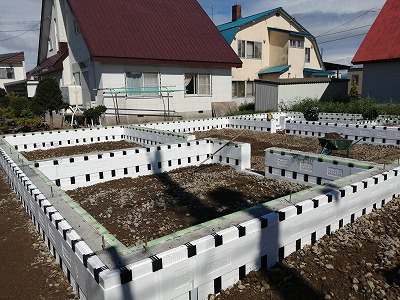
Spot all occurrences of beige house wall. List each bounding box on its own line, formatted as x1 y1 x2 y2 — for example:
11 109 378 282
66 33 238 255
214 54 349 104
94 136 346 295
230 13 323 98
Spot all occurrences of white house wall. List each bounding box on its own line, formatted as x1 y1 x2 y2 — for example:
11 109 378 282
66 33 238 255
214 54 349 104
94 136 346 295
99 64 232 119
0 63 25 89
278 82 330 104
362 61 400 103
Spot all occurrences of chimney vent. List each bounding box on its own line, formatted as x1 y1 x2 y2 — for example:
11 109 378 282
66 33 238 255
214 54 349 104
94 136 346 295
232 4 241 22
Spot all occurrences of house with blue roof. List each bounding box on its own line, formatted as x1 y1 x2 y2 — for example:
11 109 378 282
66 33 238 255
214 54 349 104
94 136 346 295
218 5 329 102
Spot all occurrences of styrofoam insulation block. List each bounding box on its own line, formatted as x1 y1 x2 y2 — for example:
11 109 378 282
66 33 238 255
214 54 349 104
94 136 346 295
37 139 251 190
1 123 400 300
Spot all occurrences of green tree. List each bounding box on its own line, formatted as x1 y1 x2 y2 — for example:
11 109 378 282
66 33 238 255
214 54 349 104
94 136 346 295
31 77 67 127
0 88 9 108
8 94 33 117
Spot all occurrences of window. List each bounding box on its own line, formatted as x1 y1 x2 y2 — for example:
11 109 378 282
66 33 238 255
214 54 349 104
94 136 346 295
305 47 311 63
238 40 261 59
185 73 211 96
238 40 246 58
297 40 304 48
290 39 304 49
0 68 15 79
232 81 245 97
126 72 160 96
246 81 254 97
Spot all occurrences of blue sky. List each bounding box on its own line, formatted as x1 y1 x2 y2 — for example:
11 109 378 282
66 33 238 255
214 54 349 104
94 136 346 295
0 0 386 71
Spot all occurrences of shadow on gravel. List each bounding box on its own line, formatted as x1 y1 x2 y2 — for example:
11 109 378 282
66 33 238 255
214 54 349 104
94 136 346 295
380 264 400 286
153 168 324 298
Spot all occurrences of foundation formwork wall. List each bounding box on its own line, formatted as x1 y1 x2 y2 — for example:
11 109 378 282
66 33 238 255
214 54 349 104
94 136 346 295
0 116 400 300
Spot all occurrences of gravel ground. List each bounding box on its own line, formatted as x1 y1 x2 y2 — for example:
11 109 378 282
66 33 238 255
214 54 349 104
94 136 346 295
194 129 400 172
21 140 140 161
0 170 76 299
212 197 400 300
66 164 308 247
3 129 400 299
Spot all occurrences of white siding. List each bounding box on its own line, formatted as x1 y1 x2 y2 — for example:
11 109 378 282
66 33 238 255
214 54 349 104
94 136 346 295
98 64 232 119
0 64 25 89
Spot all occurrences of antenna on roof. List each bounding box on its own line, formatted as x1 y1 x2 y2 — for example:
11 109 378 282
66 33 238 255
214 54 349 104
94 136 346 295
210 5 215 21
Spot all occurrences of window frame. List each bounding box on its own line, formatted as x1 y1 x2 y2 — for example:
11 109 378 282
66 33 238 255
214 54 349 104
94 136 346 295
305 47 311 63
185 73 211 96
0 67 15 79
125 71 160 97
290 39 304 49
238 40 246 58
238 40 262 59
232 81 245 98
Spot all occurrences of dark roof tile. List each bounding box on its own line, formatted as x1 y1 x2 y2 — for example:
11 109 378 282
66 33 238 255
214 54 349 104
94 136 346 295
67 0 241 67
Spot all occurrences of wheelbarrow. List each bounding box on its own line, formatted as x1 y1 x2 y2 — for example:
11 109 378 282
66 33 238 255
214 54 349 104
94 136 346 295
318 137 363 157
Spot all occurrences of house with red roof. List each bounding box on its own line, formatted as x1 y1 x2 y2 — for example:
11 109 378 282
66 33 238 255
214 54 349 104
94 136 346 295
0 52 26 91
32 0 241 124
218 5 329 103
352 0 400 103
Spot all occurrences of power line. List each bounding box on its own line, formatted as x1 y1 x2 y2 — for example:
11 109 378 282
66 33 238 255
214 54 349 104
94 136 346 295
317 24 371 38
0 21 39 25
315 8 380 38
0 21 40 42
318 32 368 44
0 29 40 33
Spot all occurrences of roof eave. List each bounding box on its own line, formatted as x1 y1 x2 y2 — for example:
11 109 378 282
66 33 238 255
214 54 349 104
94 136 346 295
92 56 242 68
352 57 400 65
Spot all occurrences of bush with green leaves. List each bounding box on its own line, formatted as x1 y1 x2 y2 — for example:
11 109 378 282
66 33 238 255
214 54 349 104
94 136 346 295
280 97 400 117
0 88 9 108
83 105 107 125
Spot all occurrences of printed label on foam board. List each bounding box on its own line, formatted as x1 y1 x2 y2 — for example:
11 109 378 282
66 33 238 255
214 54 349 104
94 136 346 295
345 129 353 135
278 158 290 167
300 161 313 172
327 167 343 178
377 131 387 137
207 249 231 275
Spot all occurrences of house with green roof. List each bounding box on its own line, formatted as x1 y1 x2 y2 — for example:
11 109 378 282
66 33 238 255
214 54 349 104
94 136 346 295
218 5 329 102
